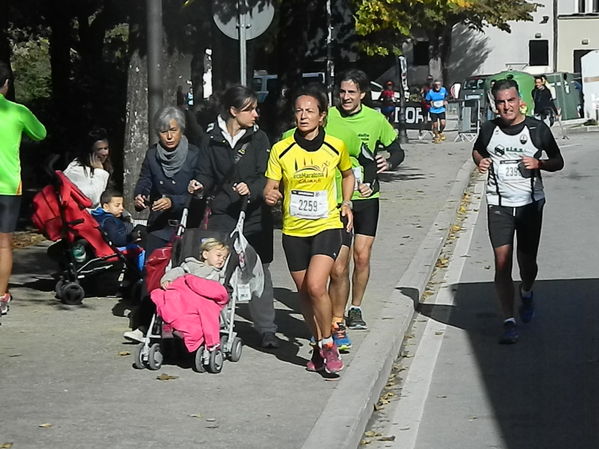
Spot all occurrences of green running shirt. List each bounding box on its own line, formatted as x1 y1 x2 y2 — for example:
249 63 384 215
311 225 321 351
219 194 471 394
0 94 47 195
327 105 397 200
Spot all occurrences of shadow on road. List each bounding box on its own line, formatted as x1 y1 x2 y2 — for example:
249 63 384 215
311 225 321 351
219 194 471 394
418 278 599 449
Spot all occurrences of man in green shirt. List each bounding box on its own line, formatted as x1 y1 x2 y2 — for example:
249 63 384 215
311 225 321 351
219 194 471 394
0 61 47 316
327 69 405 332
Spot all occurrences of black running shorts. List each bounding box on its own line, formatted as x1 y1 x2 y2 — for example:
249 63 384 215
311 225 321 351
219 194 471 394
0 195 22 233
282 229 343 272
429 112 446 121
487 199 545 255
353 198 379 237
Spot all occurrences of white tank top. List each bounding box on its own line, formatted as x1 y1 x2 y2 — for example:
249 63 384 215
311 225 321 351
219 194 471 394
485 125 545 207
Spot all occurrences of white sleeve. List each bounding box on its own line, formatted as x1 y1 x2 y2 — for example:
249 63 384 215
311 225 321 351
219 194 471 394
63 162 110 208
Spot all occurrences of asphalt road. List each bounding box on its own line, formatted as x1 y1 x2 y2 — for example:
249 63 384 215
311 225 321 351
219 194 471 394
365 131 599 449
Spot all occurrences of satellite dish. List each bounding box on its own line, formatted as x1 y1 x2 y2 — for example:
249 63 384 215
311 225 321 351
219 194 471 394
213 0 275 41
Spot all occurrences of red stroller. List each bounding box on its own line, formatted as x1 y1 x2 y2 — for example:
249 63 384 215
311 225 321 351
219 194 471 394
31 165 143 305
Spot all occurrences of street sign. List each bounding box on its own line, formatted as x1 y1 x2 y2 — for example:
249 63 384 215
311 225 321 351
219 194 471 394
213 0 275 85
213 0 274 41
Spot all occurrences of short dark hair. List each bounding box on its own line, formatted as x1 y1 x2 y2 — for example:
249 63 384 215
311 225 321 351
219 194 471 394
491 79 520 99
0 61 13 88
337 69 370 93
293 83 329 113
100 189 123 206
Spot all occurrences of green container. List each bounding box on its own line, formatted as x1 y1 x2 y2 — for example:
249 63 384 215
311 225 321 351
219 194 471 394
485 70 536 116
545 72 582 120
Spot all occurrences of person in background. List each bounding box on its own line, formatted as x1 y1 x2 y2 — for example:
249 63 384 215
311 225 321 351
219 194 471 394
380 81 396 124
425 80 448 143
64 127 113 208
0 61 47 317
532 76 558 127
419 75 434 139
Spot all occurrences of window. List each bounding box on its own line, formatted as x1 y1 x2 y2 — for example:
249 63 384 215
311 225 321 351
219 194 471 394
578 0 586 13
529 40 549 66
413 41 429 66
594 0 599 12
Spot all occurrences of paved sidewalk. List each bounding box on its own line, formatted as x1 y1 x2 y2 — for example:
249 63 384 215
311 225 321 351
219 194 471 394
0 131 474 449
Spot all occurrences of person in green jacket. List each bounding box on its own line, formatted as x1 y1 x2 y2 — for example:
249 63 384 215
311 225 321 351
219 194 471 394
0 61 47 316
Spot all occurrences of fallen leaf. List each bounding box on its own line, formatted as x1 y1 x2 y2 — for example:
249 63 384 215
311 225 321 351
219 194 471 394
435 331 444 336
38 423 53 428
436 394 447 399
1 443 14 448
188 414 202 419
377 436 396 442
206 418 216 422
156 373 179 381
359 440 371 445
364 431 377 437
118 351 131 356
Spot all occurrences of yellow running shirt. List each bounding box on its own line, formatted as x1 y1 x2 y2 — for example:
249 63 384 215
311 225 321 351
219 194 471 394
266 132 351 237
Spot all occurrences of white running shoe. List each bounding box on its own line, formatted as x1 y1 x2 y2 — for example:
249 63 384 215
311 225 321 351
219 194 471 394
123 328 145 343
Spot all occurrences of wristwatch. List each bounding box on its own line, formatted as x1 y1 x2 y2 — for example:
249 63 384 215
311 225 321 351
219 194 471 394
341 200 353 210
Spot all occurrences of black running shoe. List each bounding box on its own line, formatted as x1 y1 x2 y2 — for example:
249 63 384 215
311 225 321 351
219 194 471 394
346 307 367 330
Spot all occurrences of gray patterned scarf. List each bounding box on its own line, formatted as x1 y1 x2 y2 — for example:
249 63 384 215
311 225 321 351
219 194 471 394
156 135 189 178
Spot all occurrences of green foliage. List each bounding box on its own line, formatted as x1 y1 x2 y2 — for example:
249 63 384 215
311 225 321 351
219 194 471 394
11 37 52 104
351 0 539 56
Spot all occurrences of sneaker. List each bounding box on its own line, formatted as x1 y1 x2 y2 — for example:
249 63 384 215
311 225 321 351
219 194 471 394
519 291 535 323
347 307 367 330
0 293 12 315
124 328 145 343
499 321 519 344
306 348 325 372
260 331 280 349
320 343 344 374
332 323 352 352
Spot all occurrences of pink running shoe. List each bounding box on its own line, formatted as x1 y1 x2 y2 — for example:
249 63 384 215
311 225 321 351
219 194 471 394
0 293 12 315
320 343 344 374
306 348 325 372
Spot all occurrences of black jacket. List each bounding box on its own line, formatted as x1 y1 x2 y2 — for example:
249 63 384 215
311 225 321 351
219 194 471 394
134 143 202 232
532 87 557 116
195 123 273 262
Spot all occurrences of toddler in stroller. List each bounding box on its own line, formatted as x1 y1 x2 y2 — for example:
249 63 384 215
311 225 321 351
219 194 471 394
133 199 264 373
32 169 144 304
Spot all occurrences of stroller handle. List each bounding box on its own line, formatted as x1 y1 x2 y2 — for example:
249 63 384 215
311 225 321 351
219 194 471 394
240 194 250 212
45 154 61 179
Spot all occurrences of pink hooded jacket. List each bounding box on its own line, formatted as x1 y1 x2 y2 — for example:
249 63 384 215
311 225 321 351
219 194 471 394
150 274 229 352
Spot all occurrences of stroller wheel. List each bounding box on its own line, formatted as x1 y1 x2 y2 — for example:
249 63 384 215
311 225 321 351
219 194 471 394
54 280 65 299
229 337 243 363
61 282 85 305
193 346 206 373
207 348 224 374
147 343 163 370
133 343 146 369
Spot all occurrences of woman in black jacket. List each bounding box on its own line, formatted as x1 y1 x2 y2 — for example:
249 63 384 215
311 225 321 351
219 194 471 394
133 106 202 255
188 85 278 349
124 106 202 343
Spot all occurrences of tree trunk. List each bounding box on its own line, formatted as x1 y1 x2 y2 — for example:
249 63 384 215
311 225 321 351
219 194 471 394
123 48 150 217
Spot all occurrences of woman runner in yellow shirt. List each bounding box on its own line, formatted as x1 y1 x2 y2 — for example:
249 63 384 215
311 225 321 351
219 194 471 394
264 85 354 375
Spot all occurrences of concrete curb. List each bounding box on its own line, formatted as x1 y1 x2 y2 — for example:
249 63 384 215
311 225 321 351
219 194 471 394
301 158 476 449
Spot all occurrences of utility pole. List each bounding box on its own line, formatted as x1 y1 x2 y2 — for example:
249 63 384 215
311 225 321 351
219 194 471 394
147 0 163 144
325 0 335 105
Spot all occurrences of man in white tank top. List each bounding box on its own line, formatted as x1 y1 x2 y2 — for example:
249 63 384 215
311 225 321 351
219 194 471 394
472 79 564 344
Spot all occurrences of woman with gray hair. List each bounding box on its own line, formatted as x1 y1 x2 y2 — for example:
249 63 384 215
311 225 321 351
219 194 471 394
134 106 202 248
125 106 203 342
